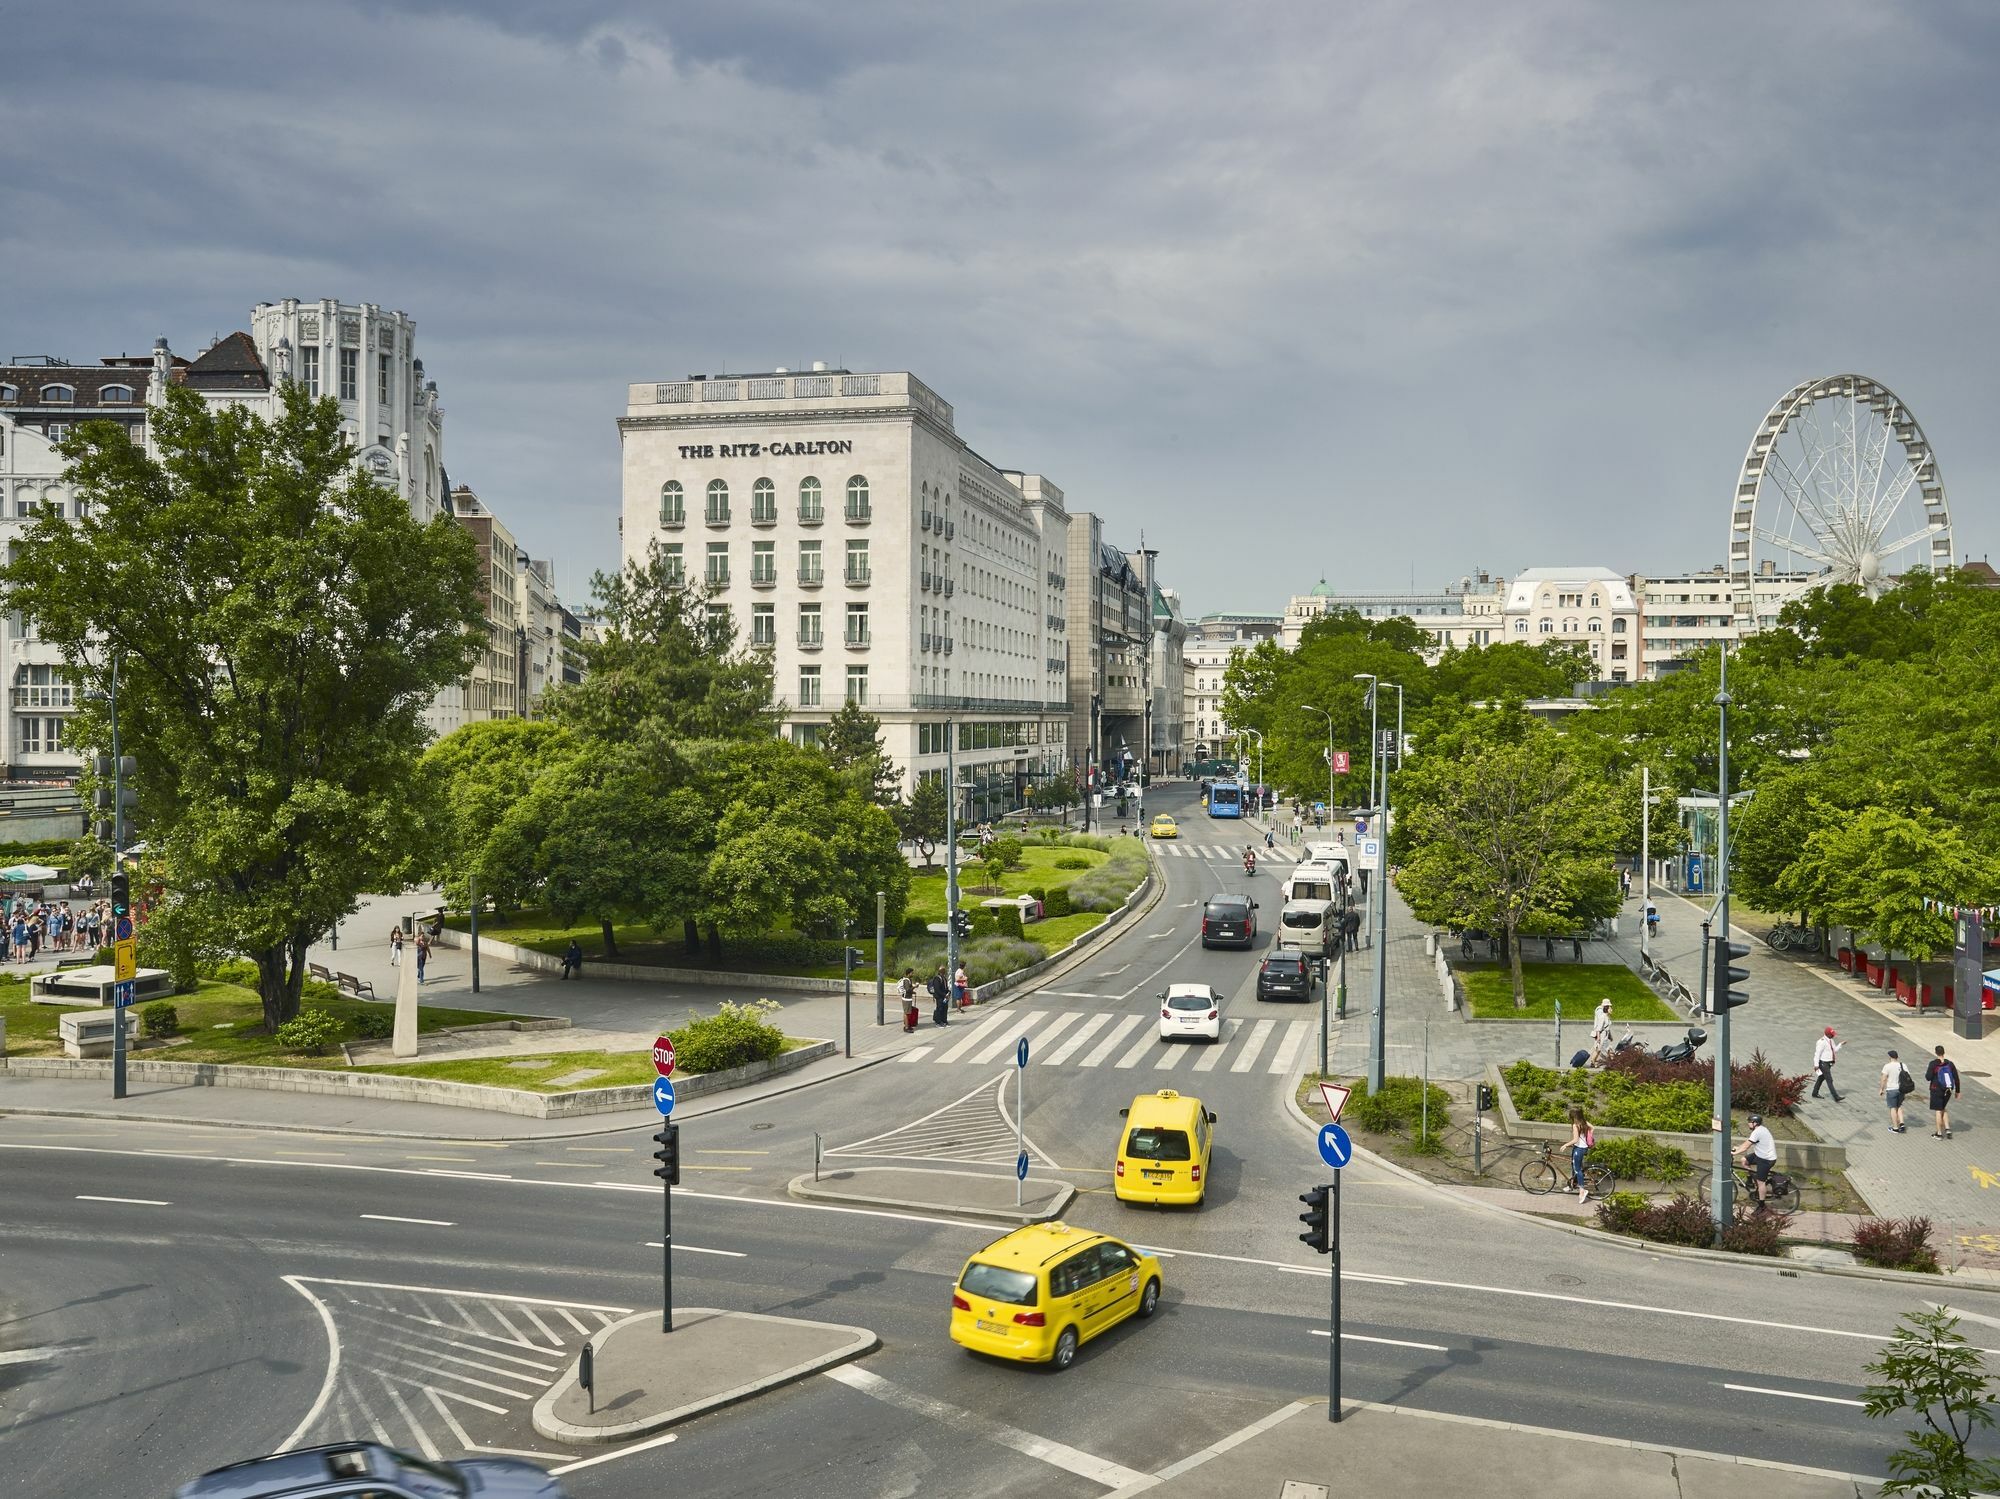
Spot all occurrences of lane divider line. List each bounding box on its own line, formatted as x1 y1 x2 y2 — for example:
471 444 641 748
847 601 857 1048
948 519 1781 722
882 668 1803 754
641 1242 748 1257
1309 1330 1448 1352
1721 1382 1865 1408
76 1194 168 1206
360 1214 455 1227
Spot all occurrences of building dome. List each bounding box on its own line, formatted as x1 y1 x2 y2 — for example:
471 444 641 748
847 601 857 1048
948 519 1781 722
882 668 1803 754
1308 577 1333 597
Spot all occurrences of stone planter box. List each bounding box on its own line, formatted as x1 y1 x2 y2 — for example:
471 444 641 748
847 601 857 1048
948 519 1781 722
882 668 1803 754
32 965 176 1008
1486 1061 1847 1174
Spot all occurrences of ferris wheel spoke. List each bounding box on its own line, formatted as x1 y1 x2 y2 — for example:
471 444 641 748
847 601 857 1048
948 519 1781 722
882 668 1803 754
1766 448 1840 547
1861 461 1921 545
1869 523 1945 562
1858 407 1894 529
1752 527 1840 569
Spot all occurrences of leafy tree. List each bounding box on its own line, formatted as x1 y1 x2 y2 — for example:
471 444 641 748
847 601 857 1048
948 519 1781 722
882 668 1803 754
1609 764 1685 865
0 383 482 1028
900 777 948 866
819 699 903 806
1863 1305 2000 1498
1030 768 1080 825
1784 807 1995 962
416 718 575 899
1728 766 1838 920
545 540 777 743
980 835 1024 889
1428 640 1587 707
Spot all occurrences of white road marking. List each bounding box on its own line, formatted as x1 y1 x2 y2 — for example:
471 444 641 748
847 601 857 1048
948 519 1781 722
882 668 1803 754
1191 1019 1239 1071
1267 1021 1310 1075
896 1046 934 1063
1129 1399 1313 1491
1037 991 1104 1000
549 1430 678 1475
361 1215 455 1227
424 1170 512 1182
1079 1014 1143 1067
1017 1010 1083 1060
75 1194 168 1205
1043 1013 1111 1064
0 1348 58 1367
933 1016 1007 1064
642 1242 748 1257
1153 1039 1190 1070
1114 1027 1157 1069
1722 1382 1865 1408
1230 1017 1278 1072
824 1363 1146 1489
1310 1330 1448 1352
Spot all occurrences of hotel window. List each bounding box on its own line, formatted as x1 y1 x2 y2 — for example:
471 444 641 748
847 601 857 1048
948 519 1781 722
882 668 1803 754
798 665 822 706
301 346 320 397
706 603 729 632
751 477 776 523
1539 619 1553 634
99 384 133 404
799 539 822 583
706 479 730 524
751 602 775 645
705 542 729 584
660 481 685 526
845 539 870 584
798 476 822 521
799 602 822 645
378 353 391 404
846 603 870 646
339 347 358 400
1587 619 1602 632
41 384 73 403
751 540 776 583
661 543 684 583
846 666 868 704
845 474 871 521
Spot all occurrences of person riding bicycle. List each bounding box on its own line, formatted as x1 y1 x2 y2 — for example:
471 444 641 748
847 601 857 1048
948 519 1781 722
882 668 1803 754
1644 901 1660 938
1732 1113 1778 1212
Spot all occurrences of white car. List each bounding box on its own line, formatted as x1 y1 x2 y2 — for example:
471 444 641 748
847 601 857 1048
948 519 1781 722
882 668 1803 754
1158 983 1222 1042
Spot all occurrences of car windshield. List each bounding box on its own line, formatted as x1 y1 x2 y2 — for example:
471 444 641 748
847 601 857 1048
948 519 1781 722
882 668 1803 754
1166 993 1211 1010
960 1261 1039 1306
1282 910 1323 929
1269 958 1302 973
1126 1127 1192 1162
1208 902 1247 918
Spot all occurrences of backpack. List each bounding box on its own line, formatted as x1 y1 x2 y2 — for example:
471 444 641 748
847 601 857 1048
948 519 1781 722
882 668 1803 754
1898 1066 1916 1095
1939 1061 1959 1091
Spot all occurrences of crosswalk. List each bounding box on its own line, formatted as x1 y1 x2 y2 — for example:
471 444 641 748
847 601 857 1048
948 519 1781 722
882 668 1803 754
898 1007 1318 1076
1152 840 1299 863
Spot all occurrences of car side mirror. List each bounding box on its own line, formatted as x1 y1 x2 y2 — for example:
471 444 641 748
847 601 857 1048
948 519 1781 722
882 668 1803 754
1206 1111 1218 1124
1156 992 1167 1001
1251 901 1258 909
1118 1108 1129 1118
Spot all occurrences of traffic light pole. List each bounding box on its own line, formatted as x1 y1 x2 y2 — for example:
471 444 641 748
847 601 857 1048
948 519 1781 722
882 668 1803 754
1709 652 1736 1236
1328 1171 1342 1423
945 720 959 982
654 1122 680 1332
109 657 127 1101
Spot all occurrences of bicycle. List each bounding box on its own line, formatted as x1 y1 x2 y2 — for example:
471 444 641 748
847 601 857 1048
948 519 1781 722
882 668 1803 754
1519 1140 1614 1198
1766 922 1821 954
1697 1161 1795 1209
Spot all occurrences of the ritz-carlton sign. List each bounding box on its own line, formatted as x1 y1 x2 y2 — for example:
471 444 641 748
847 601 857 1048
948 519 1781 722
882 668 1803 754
677 439 856 459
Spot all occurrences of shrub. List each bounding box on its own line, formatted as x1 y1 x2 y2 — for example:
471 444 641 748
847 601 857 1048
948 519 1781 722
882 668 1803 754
349 1008 395 1041
1627 1193 1715 1247
1068 844 1148 913
1601 1050 1708 1087
139 1001 178 1038
1060 833 1112 853
1586 1134 1693 1183
995 905 1025 938
201 957 262 988
1717 1207 1793 1256
671 999 787 1074
301 978 344 1009
1345 1075 1450 1138
1504 1057 1709 1133
1730 1050 1809 1118
1594 1191 1650 1234
1027 887 1047 905
1043 888 1073 920
273 1008 344 1055
1852 1216 1941 1274
1054 856 1093 870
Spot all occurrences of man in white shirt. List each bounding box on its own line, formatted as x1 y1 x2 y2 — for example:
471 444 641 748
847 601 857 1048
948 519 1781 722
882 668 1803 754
1590 998 1615 1062
1811 1026 1844 1102
1733 1113 1779 1211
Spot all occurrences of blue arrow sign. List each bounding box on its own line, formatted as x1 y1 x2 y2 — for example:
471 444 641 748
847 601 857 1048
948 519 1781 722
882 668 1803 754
112 980 137 1010
1317 1122 1353 1171
1016 1150 1030 1181
652 1076 677 1116
1016 1036 1030 1069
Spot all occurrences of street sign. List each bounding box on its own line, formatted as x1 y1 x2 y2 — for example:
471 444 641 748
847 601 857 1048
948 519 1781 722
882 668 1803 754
1331 751 1351 775
652 1076 677 1116
113 938 136 983
1016 1150 1030 1181
1356 838 1381 871
1016 1036 1030 1069
1318 1082 1351 1124
652 1035 677 1077
116 915 133 943
1317 1122 1354 1170
1353 817 1368 839
112 980 137 1009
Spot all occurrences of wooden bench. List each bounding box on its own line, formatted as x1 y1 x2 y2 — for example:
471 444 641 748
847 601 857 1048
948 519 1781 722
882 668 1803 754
55 956 98 971
308 962 335 984
335 971 377 1000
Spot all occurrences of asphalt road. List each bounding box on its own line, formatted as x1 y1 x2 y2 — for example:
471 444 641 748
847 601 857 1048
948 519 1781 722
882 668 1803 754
5 781 1997 1495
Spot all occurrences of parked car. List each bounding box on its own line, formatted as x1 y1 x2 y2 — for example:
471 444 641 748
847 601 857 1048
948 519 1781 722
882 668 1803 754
1200 895 1257 949
176 1443 565 1499
1257 947 1314 1001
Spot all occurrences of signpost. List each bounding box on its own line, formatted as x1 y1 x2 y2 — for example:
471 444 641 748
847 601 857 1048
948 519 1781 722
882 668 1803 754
652 1077 679 1332
1315 1116 1352 1424
1015 1035 1029 1206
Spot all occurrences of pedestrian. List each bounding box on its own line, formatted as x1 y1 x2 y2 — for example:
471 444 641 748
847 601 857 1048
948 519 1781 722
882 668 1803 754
389 926 404 966
560 937 583 980
1644 902 1659 938
1566 1107 1596 1203
1925 1045 1961 1138
1811 1026 1843 1101
8 910 23 963
1590 998 1614 1063
414 930 430 985
953 961 971 1011
1620 869 1631 901
1879 1048 1913 1133
928 964 950 1027
898 968 919 1033
1733 1112 1779 1212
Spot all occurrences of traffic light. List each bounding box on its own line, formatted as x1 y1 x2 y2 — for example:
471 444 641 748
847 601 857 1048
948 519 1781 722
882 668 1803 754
91 753 137 844
111 871 130 922
651 1123 680 1186
951 909 973 939
1476 1084 1496 1113
1710 937 1751 1013
1297 1185 1330 1254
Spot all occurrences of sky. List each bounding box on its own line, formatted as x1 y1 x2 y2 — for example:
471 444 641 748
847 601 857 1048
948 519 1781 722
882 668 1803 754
8 1 1996 615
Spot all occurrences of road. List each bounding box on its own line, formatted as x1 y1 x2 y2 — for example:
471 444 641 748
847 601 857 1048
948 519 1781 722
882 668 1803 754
3 783 1994 1496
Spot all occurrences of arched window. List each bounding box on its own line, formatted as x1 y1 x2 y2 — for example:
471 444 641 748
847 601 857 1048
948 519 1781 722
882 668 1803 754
706 478 729 524
845 475 870 521
99 385 134 404
659 481 685 526
798 476 822 521
1587 619 1602 633
1539 619 1553 634
41 384 74 403
1563 618 1578 634
1514 620 1527 634
1590 594 1600 608
0 384 16 401
751 477 776 523
1611 617 1627 634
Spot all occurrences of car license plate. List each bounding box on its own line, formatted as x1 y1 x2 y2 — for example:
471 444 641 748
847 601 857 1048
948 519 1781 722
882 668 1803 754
976 1318 1006 1333
1143 1169 1170 1181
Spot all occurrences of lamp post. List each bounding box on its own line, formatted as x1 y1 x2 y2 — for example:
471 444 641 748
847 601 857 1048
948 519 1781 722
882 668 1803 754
1357 677 1404 1096
1352 675 1381 1092
1300 704 1333 825
1240 728 1264 820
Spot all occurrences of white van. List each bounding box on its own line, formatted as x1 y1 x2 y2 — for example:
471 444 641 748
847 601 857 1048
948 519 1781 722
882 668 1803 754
1304 841 1351 873
1282 862 1341 905
1279 898 1337 960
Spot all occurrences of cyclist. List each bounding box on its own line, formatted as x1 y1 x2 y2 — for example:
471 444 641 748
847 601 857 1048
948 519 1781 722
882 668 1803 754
1566 1108 1596 1203
1732 1112 1778 1212
1644 901 1660 939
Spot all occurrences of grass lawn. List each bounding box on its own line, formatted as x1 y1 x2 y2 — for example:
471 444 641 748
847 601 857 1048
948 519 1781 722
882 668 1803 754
0 977 525 1065
1458 962 1677 1022
354 1037 811 1092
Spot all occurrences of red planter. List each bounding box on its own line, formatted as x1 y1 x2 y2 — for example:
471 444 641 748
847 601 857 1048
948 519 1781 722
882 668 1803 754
1837 948 1856 971
1865 960 1886 988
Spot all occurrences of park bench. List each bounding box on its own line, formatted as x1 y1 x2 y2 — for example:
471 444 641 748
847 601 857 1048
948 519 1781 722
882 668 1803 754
307 962 335 984
335 971 377 1000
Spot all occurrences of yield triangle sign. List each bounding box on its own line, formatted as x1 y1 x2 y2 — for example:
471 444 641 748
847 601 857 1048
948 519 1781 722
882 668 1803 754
1318 1081 1351 1124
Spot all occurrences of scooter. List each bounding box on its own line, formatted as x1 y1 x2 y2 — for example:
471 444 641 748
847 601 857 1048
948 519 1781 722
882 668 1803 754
1651 1026 1708 1065
1243 854 1257 877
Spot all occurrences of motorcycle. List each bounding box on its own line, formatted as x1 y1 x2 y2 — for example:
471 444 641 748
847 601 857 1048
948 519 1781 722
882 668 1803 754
1651 1026 1709 1065
1243 854 1257 877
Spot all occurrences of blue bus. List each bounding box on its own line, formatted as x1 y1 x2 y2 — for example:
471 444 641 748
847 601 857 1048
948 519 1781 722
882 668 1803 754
1206 780 1244 819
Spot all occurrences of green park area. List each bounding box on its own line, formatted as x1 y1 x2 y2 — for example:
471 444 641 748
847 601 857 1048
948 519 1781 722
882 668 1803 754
1455 962 1677 1021
353 1035 812 1093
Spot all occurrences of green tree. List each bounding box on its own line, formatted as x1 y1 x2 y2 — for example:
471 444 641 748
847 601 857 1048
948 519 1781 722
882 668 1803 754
415 718 575 899
900 777 948 866
0 383 482 1028
980 835 1024 890
1031 768 1080 825
545 540 777 743
1863 1305 2000 1498
819 698 903 806
1785 807 1996 963
1728 765 1838 921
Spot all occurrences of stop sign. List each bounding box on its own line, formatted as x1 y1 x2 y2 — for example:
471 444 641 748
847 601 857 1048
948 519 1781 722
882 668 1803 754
652 1036 677 1077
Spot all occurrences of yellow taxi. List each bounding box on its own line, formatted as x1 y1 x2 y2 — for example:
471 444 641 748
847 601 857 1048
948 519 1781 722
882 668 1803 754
1114 1090 1215 1207
950 1222 1163 1371
1149 813 1179 839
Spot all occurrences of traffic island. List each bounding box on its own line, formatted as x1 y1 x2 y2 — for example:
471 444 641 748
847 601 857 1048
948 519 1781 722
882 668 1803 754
788 1165 1075 1224
532 1307 876 1445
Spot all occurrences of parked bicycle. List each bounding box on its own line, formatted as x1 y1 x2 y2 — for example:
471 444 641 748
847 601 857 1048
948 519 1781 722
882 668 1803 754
1696 1161 1795 1208
1765 922 1821 954
1519 1140 1615 1198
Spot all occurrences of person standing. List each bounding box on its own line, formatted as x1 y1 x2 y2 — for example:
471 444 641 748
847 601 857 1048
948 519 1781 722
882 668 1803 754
414 930 430 985
1733 1112 1779 1212
1590 998 1614 1063
928 964 950 1027
1926 1045 1961 1138
1566 1107 1596 1203
389 926 404 967
953 961 971 1012
1811 1026 1843 1101
1879 1049 1912 1133
898 967 919 1033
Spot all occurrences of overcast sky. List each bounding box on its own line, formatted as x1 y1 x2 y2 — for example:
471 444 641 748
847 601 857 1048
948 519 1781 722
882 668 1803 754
10 2 1994 613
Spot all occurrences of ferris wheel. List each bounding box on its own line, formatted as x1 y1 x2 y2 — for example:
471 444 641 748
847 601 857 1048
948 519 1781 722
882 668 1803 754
1728 374 1952 630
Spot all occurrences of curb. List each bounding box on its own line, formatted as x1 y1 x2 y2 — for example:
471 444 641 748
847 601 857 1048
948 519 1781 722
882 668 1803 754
1277 1075 2000 1293
530 1308 877 1445
786 1167 1076 1226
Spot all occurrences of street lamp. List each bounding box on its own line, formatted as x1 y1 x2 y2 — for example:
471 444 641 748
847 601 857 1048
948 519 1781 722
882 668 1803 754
1355 675 1404 1096
1299 705 1333 825
1239 728 1264 816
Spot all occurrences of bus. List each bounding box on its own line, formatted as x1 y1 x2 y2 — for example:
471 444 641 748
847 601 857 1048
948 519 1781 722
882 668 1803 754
1206 780 1244 819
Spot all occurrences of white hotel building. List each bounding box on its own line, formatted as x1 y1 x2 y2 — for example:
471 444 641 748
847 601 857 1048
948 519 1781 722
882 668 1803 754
619 367 1073 810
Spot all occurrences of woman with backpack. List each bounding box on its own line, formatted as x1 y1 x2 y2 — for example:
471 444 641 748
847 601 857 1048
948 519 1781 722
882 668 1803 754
1926 1045 1962 1139
1566 1107 1596 1203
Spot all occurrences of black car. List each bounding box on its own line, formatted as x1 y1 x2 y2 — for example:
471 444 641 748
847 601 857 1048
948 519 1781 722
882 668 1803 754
176 1443 566 1499
1257 948 1314 1001
1201 895 1257 949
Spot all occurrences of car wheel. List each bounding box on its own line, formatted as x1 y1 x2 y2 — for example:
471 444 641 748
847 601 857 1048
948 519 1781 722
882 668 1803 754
1051 1326 1079 1371
1138 1278 1161 1318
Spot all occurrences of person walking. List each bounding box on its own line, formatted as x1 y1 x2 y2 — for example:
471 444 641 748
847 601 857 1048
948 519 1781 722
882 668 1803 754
953 961 971 1012
928 964 951 1027
1566 1107 1597 1203
389 926 404 967
1811 1026 1843 1101
1879 1049 1913 1133
1590 998 1614 1063
414 930 430 985
1926 1045 1961 1138
1733 1113 1779 1211
560 937 583 980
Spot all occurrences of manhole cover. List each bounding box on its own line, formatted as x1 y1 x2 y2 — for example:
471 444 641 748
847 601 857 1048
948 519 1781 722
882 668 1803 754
750 1122 775 1131
1547 1273 1583 1287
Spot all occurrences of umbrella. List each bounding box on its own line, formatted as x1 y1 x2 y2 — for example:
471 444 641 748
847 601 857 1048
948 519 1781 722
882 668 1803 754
0 863 59 881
